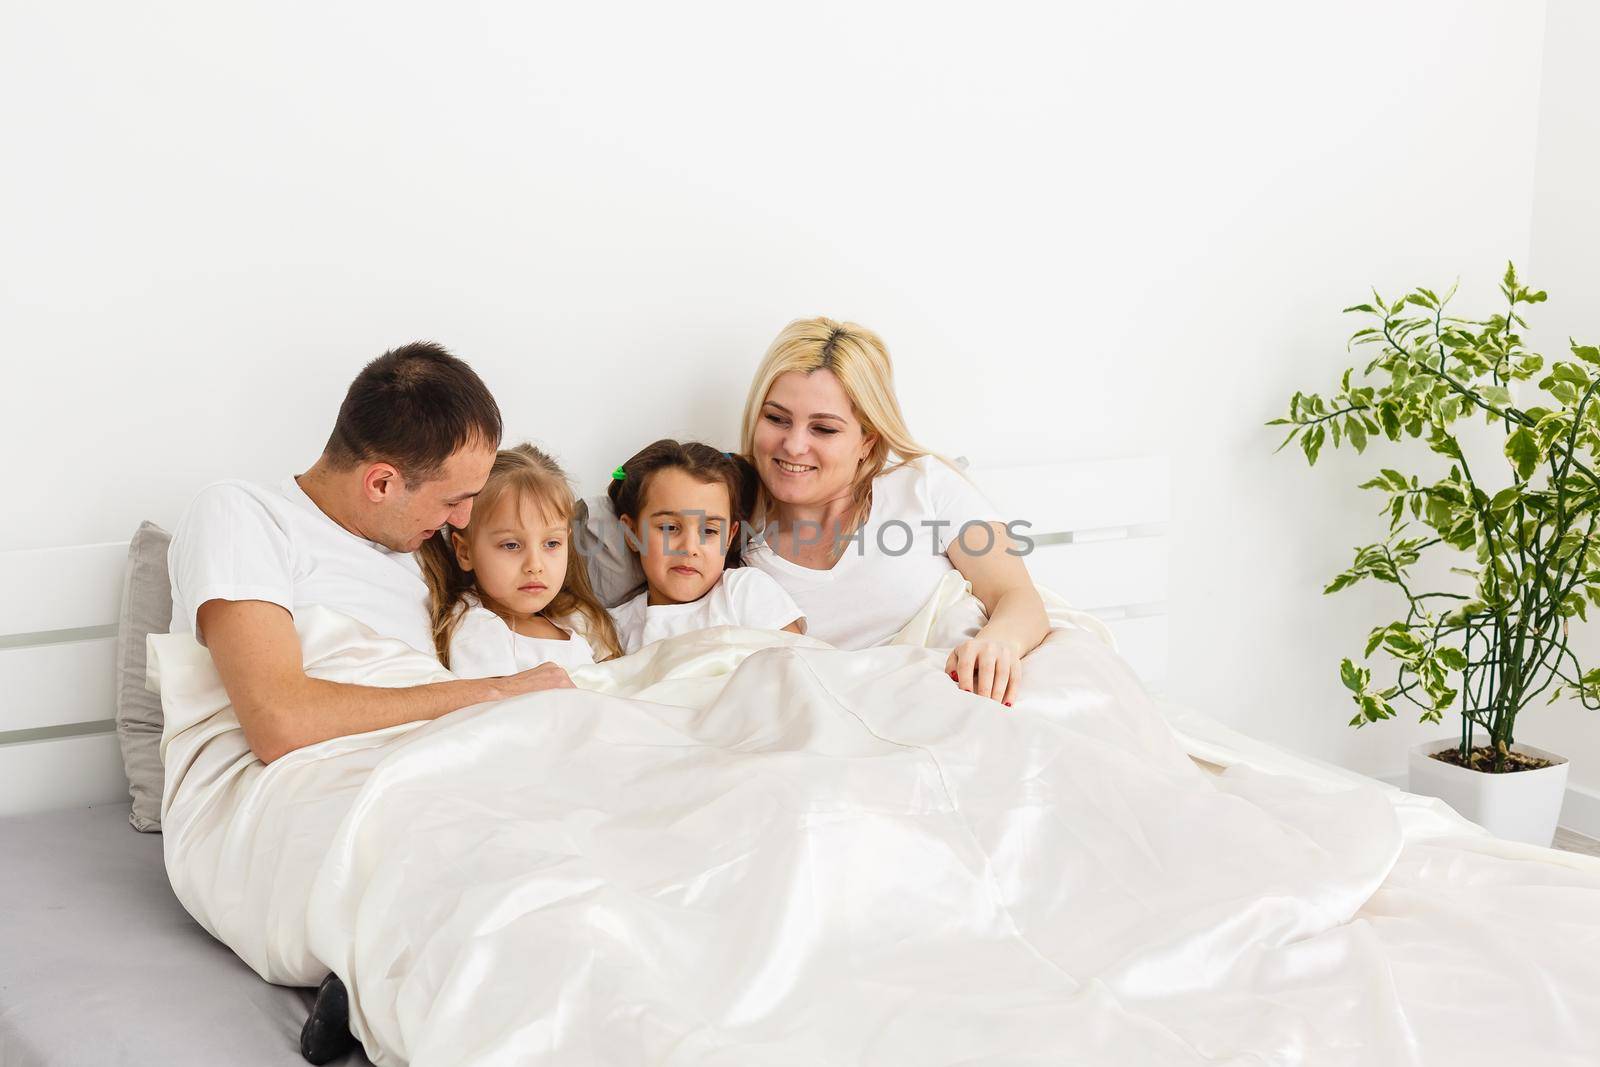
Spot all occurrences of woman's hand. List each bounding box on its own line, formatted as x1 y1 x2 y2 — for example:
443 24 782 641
945 638 1020 706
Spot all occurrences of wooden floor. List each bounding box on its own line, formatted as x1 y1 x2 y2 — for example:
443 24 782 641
1554 828 1600 857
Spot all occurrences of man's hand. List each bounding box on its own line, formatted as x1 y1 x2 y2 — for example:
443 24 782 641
481 662 576 701
196 598 571 764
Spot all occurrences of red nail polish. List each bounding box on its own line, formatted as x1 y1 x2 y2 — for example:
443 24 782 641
949 671 958 680
1004 701 1013 707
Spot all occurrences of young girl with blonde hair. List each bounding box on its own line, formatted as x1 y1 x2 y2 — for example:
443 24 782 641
420 443 622 677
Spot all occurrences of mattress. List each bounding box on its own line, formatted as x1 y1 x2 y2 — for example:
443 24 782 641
0 802 370 1067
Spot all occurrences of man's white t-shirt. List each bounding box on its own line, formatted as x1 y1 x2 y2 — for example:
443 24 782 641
446 596 598 678
609 567 805 655
742 456 1006 650
167 477 435 656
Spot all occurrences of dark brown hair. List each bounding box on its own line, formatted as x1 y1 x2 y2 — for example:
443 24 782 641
323 341 503 484
607 440 756 568
419 443 623 665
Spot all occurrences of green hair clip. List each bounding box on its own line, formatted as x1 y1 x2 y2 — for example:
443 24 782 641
611 465 627 481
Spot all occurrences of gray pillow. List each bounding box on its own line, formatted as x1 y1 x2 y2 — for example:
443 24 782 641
115 521 172 832
573 496 647 609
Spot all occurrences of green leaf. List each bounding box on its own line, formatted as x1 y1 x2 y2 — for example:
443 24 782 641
1489 486 1521 513
1551 362 1590 387
1383 629 1422 655
1505 427 1540 480
1356 694 1394 727
1571 342 1600 365
1301 425 1325 466
1379 402 1402 441
1347 419 1368 453
1435 646 1468 671
1324 571 1359 594
1426 425 1463 460
1339 658 1367 693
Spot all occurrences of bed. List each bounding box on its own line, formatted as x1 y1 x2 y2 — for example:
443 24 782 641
5 456 1599 1066
0 457 1168 1066
0 801 367 1067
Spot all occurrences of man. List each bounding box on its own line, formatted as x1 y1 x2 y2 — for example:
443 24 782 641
169 342 574 768
169 342 573 1061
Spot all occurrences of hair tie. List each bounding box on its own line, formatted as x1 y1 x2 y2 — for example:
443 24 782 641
611 465 627 481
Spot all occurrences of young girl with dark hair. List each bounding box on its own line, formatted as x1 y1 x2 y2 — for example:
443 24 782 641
606 439 806 655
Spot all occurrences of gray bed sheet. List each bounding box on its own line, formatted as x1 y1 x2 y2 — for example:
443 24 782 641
0 802 370 1067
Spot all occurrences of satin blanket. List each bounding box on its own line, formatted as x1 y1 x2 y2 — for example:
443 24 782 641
149 577 1600 1065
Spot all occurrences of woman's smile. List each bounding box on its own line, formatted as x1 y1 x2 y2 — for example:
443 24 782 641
774 458 816 476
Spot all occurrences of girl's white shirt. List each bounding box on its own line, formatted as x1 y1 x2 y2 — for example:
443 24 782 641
609 567 805 655
446 594 598 678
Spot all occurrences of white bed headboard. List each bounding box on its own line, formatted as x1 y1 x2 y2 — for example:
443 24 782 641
0 455 1169 819
969 456 1169 689
0 542 132 817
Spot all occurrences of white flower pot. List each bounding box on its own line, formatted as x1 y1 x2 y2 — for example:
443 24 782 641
1407 739 1569 846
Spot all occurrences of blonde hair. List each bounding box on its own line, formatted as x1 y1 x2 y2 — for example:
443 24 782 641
419 443 623 665
738 317 967 564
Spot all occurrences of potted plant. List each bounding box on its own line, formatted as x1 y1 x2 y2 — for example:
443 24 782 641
1270 264 1596 846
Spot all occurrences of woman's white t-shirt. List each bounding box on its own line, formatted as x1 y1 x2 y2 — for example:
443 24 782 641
445 596 597 678
609 567 805 655
167 477 435 655
742 456 1006 650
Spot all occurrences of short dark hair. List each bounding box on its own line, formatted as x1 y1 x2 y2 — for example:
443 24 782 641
323 342 502 483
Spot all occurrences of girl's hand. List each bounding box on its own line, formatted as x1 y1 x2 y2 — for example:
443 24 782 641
945 638 1020 706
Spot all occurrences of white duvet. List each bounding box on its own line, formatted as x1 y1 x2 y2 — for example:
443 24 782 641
150 575 1600 1066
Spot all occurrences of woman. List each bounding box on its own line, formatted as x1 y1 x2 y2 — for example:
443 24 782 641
738 316 1050 706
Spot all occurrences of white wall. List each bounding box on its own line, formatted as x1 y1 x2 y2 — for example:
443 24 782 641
0 2 1556 780
1520 0 1600 794
1160 4 1551 781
